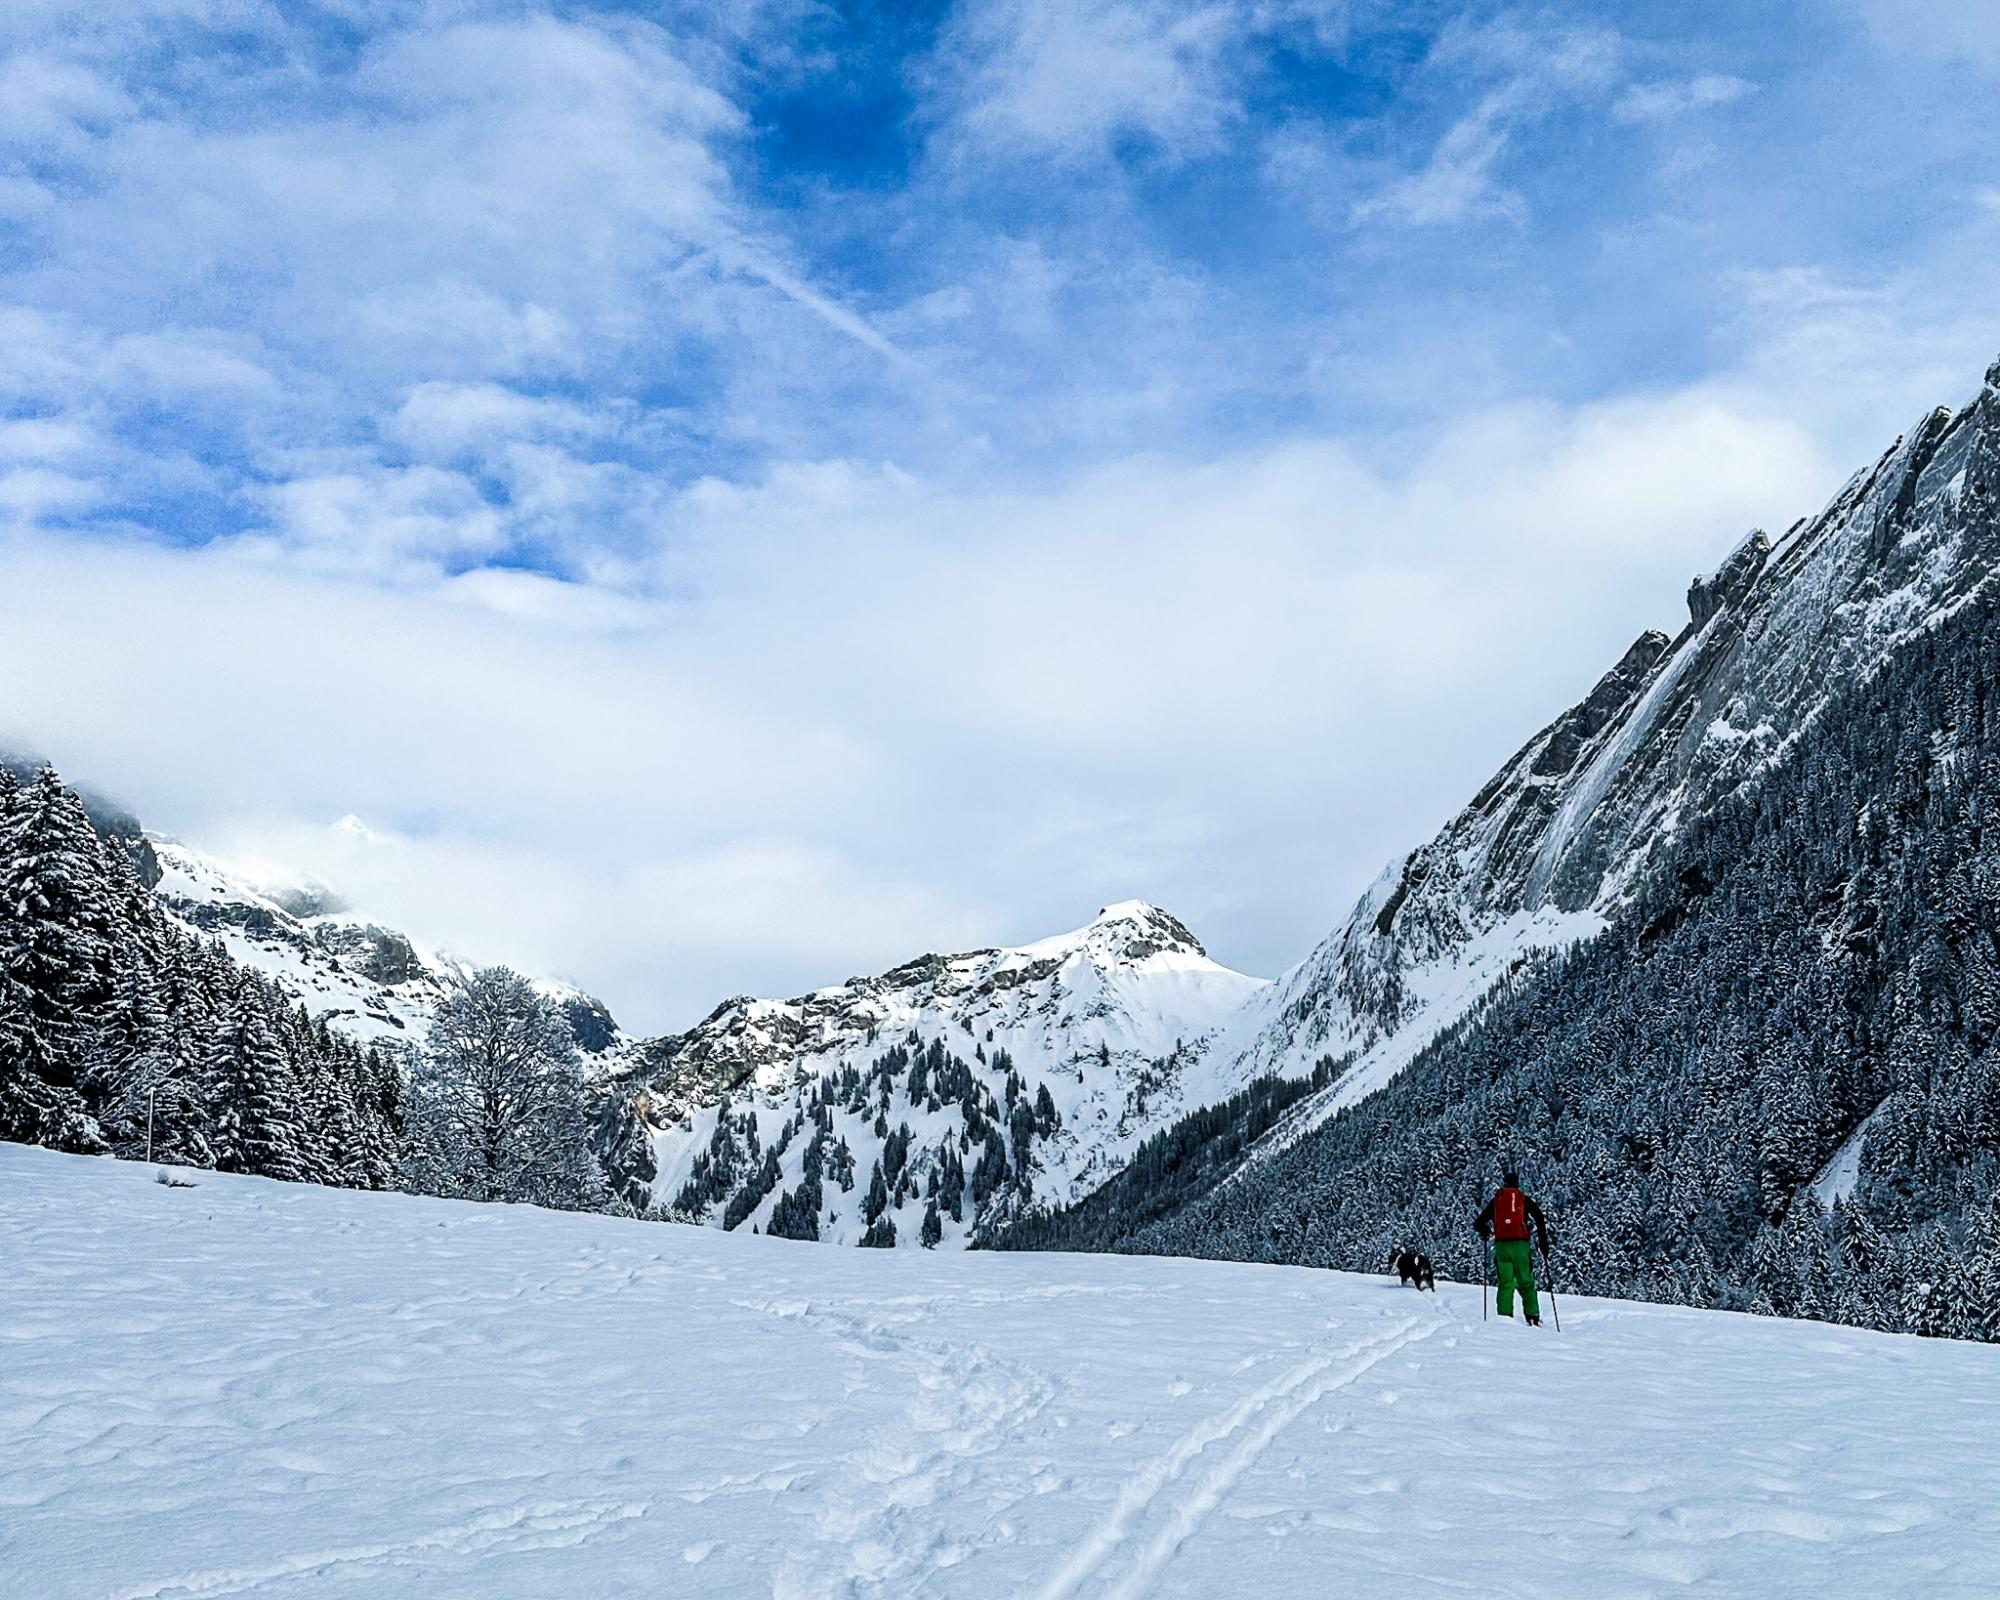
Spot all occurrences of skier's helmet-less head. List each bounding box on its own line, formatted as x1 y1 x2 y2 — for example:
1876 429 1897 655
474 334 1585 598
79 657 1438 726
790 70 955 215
1502 1167 1520 1186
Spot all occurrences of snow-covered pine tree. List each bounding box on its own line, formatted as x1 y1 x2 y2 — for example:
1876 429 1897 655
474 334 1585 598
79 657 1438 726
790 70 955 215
0 766 117 1150
1951 1195 2000 1343
205 989 311 1182
860 1215 896 1248
402 967 606 1210
81 936 175 1152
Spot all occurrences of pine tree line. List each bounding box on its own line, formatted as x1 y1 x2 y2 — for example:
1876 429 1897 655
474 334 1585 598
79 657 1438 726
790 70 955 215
0 763 402 1184
1004 585 2000 1343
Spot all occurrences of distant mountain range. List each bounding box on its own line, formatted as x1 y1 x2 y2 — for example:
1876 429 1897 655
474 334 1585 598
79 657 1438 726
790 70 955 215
608 900 1267 1241
145 834 625 1059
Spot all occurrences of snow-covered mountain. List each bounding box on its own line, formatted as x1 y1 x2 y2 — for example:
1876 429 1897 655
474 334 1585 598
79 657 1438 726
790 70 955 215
1186 356 2000 1160
150 834 627 1059
622 352 2000 1247
617 901 1266 1241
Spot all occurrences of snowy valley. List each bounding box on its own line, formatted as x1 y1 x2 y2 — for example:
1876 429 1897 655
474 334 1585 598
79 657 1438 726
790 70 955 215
7 1142 1995 1600
5 353 2000 1346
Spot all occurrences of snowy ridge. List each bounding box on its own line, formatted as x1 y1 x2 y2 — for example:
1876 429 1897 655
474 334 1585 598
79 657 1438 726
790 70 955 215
151 837 627 1059
9 1142 1997 1599
624 901 1266 1241
1188 355 2000 1170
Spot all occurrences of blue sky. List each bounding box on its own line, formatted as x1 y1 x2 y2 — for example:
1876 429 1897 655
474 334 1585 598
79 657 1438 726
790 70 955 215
4 0 1999 1029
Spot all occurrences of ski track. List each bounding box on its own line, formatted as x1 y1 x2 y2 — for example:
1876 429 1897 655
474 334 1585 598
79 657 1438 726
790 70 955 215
110 1500 649 1600
1037 1313 1448 1600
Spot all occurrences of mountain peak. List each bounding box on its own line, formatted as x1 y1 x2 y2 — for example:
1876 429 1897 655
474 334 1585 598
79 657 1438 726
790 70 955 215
1078 900 1207 961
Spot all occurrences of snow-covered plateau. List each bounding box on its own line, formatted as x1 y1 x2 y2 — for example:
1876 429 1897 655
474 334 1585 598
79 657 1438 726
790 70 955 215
7 1141 1996 1600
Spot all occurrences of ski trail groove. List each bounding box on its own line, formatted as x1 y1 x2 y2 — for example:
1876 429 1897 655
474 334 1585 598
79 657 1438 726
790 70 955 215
1100 1316 1444 1599
107 1497 649 1600
1031 1315 1436 1600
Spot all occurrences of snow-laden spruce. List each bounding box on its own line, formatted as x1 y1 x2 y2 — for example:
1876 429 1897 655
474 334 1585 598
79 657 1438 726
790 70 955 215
7 1143 1996 1600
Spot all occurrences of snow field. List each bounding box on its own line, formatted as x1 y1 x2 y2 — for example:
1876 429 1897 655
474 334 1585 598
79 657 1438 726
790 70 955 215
5 1142 1998 1598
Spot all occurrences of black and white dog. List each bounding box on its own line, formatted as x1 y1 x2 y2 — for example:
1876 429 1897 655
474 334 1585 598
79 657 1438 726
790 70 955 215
1390 1247 1436 1292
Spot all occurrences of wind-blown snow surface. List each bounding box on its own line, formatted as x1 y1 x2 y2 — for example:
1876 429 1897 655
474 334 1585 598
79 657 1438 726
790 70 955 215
7 1145 1997 1600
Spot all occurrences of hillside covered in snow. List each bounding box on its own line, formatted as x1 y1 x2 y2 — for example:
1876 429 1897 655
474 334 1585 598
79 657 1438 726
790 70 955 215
1009 357 2000 1344
6 1142 1996 1600
1186 357 2000 1150
151 835 627 1059
618 901 1268 1242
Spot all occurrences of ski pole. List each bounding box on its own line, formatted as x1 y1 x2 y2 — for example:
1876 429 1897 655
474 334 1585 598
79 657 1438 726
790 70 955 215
1481 1243 1488 1321
1542 1248 1560 1333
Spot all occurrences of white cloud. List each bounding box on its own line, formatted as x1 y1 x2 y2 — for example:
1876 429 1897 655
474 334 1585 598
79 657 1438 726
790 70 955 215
1354 24 1621 228
1612 73 1753 124
385 383 614 463
929 0 1247 162
236 465 507 581
0 53 133 148
925 0 1362 166
0 373 1852 1031
0 9 887 441
1354 90 1524 227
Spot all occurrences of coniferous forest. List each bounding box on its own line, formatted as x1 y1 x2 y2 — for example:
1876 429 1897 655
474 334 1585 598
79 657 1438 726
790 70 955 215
0 762 404 1182
1002 585 2000 1343
0 762 606 1209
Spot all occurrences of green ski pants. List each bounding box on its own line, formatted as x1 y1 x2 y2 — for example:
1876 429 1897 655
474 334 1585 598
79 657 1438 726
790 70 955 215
1493 1238 1540 1320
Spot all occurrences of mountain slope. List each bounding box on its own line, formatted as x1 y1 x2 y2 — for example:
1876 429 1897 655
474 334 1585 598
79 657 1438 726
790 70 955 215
10 1141 1999 1600
624 354 2000 1264
1007 357 2000 1341
150 835 626 1059
1185 357 2000 1153
620 901 1266 1241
